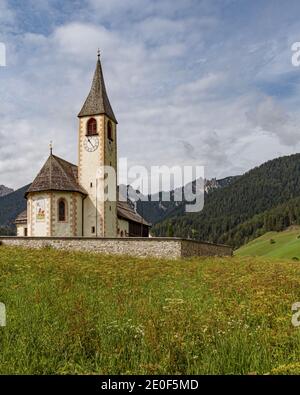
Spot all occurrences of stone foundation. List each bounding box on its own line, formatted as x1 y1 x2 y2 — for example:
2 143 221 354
0 237 232 259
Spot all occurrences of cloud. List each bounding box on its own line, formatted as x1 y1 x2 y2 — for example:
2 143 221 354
1 0 300 191
247 96 300 146
0 0 16 32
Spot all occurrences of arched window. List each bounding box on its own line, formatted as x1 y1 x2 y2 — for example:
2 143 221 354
107 120 113 141
58 199 67 222
87 118 97 136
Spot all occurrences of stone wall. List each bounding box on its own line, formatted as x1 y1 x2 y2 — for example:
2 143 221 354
0 237 232 259
181 239 232 258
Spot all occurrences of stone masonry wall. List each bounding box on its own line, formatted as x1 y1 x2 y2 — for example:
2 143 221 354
0 237 232 259
181 239 233 258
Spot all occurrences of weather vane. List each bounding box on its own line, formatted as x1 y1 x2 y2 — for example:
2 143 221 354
97 48 100 60
50 140 53 155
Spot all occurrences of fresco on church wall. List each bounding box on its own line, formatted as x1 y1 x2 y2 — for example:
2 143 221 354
36 199 46 222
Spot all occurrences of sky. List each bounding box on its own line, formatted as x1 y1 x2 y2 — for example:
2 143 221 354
1 0 300 191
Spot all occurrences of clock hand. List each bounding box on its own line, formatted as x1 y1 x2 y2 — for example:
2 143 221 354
87 138 95 149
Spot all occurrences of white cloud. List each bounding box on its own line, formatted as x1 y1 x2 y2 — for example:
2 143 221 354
247 96 300 146
1 1 300 191
0 0 16 31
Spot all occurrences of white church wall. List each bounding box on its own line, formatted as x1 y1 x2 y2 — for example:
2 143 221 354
103 115 117 237
82 195 103 237
26 192 84 238
118 219 129 237
75 194 83 237
51 192 83 237
78 115 118 237
51 192 72 237
28 193 50 237
79 116 105 237
16 224 27 236
27 200 31 236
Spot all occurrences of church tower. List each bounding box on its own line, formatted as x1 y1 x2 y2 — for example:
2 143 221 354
78 52 118 237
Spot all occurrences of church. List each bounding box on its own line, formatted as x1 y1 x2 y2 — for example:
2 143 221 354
15 53 150 238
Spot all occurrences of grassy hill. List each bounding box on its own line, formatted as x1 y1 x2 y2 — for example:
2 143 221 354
1 247 300 374
236 227 300 259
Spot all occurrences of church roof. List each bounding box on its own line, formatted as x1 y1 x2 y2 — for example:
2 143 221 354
25 154 87 196
117 200 151 226
78 56 117 123
23 151 150 227
15 210 27 224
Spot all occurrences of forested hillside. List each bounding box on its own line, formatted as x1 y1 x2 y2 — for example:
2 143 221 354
0 177 237 235
136 176 239 224
220 197 300 247
0 184 29 235
152 154 300 247
1 154 300 245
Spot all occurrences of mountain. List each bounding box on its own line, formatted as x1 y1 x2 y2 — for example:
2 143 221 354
0 176 238 235
0 184 29 235
205 176 239 192
133 176 239 225
236 227 300 259
0 185 14 197
151 154 300 248
2 154 300 247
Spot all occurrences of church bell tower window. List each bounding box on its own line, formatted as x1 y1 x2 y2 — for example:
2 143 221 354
87 118 97 136
107 120 113 141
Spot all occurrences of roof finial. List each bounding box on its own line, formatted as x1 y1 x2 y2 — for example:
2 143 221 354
97 48 100 60
49 141 53 155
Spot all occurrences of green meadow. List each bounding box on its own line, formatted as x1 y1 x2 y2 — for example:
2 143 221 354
1 246 300 374
236 228 300 260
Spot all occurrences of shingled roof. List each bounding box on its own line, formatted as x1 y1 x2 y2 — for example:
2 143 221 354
78 56 117 123
23 151 150 227
25 154 87 196
15 210 27 224
117 200 150 226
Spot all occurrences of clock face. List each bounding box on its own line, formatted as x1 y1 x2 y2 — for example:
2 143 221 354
84 136 99 152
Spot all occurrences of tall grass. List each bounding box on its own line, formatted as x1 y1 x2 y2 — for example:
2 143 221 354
1 247 300 374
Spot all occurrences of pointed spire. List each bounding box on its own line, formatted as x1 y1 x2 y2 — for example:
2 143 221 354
78 51 117 123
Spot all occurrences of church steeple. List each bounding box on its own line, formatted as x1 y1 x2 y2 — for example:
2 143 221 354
78 52 117 123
